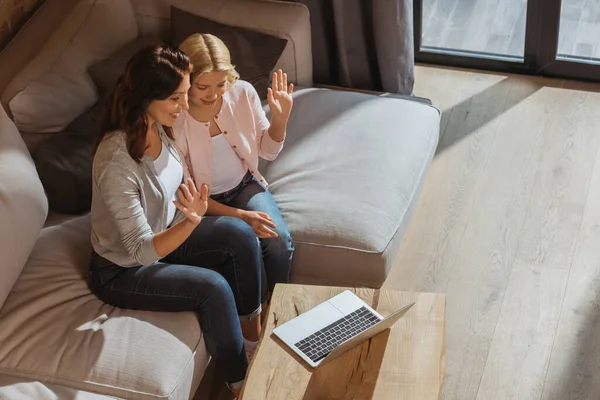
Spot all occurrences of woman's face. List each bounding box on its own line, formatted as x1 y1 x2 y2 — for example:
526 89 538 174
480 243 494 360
146 73 191 127
188 71 229 109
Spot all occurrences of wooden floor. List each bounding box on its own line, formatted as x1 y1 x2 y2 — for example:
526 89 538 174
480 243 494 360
383 65 600 400
423 0 600 58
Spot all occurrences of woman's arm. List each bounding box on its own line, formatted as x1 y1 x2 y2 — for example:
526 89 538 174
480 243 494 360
153 217 198 257
98 163 162 265
155 178 208 256
98 163 207 264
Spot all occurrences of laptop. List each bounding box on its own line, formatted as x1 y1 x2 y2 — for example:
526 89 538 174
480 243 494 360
272 290 415 368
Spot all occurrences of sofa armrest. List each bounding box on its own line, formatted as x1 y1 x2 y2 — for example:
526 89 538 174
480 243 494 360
314 84 434 106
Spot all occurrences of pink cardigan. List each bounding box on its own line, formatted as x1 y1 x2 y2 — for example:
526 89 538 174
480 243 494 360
173 80 284 191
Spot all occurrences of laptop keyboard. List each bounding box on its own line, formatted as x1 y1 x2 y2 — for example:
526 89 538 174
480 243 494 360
294 306 381 363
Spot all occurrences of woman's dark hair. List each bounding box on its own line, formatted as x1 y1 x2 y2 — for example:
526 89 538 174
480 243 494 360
99 44 191 161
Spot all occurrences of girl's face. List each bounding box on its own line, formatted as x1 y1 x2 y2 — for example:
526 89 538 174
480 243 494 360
146 73 191 127
188 71 229 109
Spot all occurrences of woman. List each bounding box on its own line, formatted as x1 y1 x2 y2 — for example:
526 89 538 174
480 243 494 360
89 45 261 397
174 33 295 355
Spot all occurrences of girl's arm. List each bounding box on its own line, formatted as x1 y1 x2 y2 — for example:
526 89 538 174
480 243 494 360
249 71 293 161
206 197 244 218
265 69 294 144
205 198 277 238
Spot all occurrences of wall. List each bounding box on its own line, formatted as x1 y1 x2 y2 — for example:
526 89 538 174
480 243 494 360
0 0 45 50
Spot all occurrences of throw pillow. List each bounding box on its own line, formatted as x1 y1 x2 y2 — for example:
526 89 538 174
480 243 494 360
170 6 288 99
33 101 105 214
4 0 138 133
89 34 164 97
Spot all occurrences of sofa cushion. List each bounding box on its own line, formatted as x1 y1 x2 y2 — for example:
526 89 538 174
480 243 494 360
260 88 440 288
171 6 287 99
88 34 164 97
0 374 112 400
3 0 139 133
0 216 210 400
32 101 104 214
0 104 48 310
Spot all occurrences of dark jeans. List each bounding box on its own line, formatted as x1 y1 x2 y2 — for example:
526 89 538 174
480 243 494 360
89 216 264 386
211 171 294 300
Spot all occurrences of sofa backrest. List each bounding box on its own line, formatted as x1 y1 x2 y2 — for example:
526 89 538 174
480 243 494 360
0 0 313 115
1 0 140 132
0 103 48 309
0 0 79 113
129 0 313 88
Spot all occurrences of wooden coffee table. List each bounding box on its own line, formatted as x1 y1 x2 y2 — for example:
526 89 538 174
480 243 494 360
240 284 446 400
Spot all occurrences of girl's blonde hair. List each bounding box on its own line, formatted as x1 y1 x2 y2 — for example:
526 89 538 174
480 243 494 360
179 33 240 85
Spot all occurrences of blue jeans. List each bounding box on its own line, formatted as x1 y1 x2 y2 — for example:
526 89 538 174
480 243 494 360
211 172 294 299
89 216 264 386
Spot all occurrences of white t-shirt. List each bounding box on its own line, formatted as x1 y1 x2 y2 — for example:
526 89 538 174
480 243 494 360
210 133 248 194
153 141 183 226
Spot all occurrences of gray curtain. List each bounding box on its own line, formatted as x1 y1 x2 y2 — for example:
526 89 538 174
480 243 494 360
287 0 414 95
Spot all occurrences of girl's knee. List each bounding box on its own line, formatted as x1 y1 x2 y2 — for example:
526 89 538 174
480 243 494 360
228 222 261 256
280 231 293 250
269 230 294 254
220 217 257 243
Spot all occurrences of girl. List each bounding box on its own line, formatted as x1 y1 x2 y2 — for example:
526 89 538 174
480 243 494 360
174 34 295 357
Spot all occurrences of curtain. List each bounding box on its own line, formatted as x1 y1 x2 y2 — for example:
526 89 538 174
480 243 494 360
286 0 415 95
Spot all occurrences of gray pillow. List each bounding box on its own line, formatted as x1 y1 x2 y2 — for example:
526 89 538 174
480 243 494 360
170 6 288 99
33 101 105 214
88 34 164 96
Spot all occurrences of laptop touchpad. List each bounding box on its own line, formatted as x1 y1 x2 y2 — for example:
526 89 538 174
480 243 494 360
273 301 344 344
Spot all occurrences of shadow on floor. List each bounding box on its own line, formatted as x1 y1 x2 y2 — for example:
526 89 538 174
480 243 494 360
434 76 550 155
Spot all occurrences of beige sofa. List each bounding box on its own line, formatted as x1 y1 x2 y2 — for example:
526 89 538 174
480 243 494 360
0 0 440 399
0 1 312 399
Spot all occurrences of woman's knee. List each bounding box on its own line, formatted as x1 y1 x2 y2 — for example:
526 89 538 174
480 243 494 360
201 271 236 309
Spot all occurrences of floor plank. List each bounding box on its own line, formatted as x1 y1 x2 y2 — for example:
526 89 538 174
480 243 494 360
441 333 492 400
476 265 567 400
